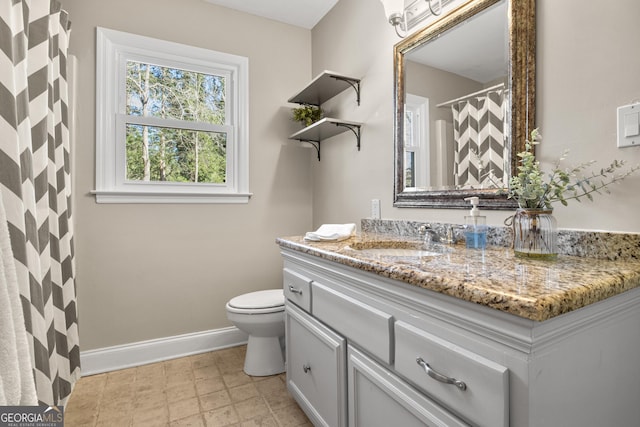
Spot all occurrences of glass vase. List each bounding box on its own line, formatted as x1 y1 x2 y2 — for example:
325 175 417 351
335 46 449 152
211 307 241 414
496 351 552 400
513 208 558 259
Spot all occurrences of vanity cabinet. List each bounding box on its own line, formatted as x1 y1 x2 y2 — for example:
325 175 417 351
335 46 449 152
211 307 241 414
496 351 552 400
280 247 640 427
285 302 347 427
288 70 362 161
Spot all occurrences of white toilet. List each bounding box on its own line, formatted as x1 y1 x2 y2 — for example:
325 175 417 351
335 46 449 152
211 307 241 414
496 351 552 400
225 289 286 376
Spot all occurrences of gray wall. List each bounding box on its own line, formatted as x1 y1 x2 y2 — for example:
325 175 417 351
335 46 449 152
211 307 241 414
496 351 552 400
311 0 640 232
65 0 314 350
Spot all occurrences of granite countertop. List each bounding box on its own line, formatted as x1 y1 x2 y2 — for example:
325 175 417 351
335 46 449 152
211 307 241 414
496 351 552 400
276 234 640 321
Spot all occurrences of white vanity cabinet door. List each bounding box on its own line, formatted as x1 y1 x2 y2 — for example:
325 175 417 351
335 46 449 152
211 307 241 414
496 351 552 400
285 302 347 427
348 346 469 427
395 321 509 427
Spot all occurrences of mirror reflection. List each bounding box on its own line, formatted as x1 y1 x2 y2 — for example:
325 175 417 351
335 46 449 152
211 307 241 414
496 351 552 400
394 0 535 209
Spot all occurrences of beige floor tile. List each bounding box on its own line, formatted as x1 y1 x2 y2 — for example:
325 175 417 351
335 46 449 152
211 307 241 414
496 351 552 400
199 389 232 412
132 403 169 426
191 352 218 370
169 397 200 422
170 413 205 427
66 392 101 413
217 363 244 376
134 390 167 410
233 396 270 421
136 376 167 395
99 396 134 415
134 419 170 427
239 414 279 427
136 362 165 379
73 373 107 394
105 367 137 385
66 346 309 427
167 371 195 386
254 377 285 395
164 359 193 376
64 409 98 427
221 371 253 389
272 404 311 427
203 405 239 426
194 365 221 381
166 381 197 403
211 347 240 363
261 389 296 411
195 377 226 396
96 411 132 426
228 383 259 403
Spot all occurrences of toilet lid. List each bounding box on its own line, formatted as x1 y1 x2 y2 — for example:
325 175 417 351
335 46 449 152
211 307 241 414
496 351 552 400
228 289 284 310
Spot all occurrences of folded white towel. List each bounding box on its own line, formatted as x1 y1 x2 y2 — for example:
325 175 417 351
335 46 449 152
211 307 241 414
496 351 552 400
304 223 356 242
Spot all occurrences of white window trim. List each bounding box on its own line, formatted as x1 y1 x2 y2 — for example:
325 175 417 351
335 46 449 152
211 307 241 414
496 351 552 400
94 27 251 204
405 94 430 188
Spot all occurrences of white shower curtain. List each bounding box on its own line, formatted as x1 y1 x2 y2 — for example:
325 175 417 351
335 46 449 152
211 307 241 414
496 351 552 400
451 89 506 188
0 0 79 406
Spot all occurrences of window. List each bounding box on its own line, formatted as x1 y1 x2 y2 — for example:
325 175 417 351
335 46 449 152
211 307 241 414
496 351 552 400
95 28 250 203
404 94 429 189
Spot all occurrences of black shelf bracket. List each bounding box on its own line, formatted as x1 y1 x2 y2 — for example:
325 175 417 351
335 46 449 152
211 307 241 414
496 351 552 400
335 123 361 152
297 122 360 162
331 76 361 106
299 139 321 161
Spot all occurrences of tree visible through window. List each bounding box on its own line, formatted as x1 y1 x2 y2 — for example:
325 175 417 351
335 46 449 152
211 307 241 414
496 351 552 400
125 62 227 184
95 27 250 203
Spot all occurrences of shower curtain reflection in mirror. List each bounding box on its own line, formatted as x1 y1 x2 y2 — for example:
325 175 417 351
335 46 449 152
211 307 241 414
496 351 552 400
451 87 507 189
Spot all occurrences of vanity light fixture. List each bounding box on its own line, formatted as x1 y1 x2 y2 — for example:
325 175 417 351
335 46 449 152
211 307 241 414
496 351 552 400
381 0 443 38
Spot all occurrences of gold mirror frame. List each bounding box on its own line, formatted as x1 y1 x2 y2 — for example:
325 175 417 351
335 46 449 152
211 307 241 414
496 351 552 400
393 0 535 209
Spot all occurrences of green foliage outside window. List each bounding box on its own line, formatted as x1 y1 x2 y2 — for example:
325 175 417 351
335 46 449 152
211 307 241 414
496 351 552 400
125 62 227 183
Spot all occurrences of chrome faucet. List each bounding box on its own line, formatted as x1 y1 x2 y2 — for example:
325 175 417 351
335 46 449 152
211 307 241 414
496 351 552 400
418 224 441 244
444 225 456 244
419 224 456 245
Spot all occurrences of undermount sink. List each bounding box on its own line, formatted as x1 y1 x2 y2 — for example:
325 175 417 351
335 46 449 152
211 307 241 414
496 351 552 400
344 240 448 258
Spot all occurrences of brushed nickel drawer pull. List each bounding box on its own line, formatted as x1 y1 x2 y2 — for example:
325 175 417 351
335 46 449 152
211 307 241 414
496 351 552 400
288 285 303 295
416 357 467 391
303 364 311 373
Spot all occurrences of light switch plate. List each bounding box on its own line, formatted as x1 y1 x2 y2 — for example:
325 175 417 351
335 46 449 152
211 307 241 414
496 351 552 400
617 102 640 148
371 199 381 219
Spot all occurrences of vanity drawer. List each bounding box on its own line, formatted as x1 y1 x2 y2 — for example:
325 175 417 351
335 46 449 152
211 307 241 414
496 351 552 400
312 281 394 364
283 268 312 312
394 321 509 427
348 346 469 427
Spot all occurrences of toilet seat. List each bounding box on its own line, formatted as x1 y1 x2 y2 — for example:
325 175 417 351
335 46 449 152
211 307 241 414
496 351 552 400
226 289 285 314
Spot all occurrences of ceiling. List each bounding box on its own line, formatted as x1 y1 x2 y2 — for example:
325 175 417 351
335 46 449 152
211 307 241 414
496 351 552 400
203 0 340 29
405 1 508 84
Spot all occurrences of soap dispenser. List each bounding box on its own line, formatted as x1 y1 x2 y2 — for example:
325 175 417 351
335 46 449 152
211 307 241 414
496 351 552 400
464 197 487 249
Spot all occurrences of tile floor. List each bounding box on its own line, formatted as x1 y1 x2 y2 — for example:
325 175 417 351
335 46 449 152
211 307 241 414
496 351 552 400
65 345 312 426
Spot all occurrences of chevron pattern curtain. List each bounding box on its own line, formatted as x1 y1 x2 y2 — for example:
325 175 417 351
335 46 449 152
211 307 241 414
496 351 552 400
0 0 79 406
452 89 506 189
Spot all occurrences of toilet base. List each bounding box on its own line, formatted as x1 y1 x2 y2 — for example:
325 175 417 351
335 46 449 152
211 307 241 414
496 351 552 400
244 335 285 376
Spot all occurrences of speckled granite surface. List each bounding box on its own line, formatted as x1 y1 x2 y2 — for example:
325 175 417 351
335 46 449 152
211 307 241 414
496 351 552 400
276 229 640 321
361 219 640 261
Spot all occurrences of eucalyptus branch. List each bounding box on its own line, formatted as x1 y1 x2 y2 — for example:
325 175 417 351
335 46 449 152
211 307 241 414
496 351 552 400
507 129 639 209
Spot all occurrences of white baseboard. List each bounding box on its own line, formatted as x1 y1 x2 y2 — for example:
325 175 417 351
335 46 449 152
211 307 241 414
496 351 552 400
80 327 248 376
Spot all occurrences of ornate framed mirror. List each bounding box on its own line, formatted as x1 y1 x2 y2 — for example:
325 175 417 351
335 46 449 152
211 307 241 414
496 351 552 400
393 0 535 209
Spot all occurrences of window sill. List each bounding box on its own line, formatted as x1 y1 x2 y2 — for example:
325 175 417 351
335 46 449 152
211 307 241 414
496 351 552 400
91 190 252 204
